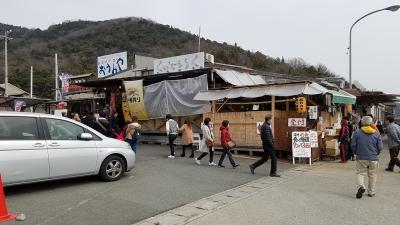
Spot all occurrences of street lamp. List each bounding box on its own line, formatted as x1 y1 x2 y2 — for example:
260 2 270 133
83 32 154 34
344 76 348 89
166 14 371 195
0 30 12 97
348 5 400 89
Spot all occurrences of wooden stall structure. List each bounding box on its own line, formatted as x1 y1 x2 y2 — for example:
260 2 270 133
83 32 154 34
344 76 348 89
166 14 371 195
195 81 357 161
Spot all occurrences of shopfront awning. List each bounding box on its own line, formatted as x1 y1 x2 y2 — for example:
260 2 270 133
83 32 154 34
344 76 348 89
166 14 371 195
327 90 356 105
194 82 328 101
215 69 266 86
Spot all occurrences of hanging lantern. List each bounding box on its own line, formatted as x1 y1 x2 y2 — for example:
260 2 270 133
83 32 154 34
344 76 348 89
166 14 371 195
296 97 307 113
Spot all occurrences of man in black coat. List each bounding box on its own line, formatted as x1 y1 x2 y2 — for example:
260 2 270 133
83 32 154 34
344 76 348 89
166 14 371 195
249 115 280 177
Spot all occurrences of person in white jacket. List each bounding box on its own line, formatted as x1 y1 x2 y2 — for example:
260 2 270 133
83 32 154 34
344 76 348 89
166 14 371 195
195 117 217 166
166 114 179 158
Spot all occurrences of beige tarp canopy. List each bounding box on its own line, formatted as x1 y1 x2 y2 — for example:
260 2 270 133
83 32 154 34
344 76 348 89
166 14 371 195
194 81 328 101
215 69 266 86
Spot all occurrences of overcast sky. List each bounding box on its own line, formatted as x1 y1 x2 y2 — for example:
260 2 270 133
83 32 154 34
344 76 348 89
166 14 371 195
1 0 399 93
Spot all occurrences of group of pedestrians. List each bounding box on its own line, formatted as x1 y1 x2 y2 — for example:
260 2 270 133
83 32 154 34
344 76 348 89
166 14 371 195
165 114 280 175
351 114 400 199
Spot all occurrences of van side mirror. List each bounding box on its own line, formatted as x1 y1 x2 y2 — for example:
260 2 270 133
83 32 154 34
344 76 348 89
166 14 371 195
80 133 93 140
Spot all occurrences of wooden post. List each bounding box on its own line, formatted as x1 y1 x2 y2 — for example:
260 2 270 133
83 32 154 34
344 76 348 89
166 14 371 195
286 99 290 112
271 95 275 135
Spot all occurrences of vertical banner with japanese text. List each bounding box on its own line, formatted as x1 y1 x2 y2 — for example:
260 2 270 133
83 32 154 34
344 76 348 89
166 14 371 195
123 80 149 120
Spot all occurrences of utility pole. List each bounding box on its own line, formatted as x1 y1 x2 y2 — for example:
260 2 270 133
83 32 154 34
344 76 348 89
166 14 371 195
198 26 201 52
30 66 33 112
55 53 58 101
0 30 12 97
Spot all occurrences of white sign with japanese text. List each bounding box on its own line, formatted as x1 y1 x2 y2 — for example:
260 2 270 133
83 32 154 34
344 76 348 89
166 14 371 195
288 118 307 127
309 131 319 148
308 106 318 120
292 132 312 158
153 52 205 74
97 52 127 78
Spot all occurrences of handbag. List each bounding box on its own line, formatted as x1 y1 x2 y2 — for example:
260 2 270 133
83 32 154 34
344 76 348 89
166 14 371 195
227 140 236 148
206 139 214 148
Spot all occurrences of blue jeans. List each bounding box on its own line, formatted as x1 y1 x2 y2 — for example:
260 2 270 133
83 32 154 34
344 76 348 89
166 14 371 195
126 139 137 153
218 147 236 166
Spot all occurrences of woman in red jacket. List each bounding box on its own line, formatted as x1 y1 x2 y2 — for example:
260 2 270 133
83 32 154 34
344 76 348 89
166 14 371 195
218 120 239 168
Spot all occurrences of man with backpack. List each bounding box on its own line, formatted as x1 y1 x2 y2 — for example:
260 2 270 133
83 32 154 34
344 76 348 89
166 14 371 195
166 114 179 158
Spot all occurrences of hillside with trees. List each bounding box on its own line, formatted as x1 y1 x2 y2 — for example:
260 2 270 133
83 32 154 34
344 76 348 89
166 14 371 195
0 17 335 98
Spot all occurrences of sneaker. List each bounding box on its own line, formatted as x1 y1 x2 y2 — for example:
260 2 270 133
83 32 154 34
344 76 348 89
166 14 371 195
209 162 217 166
232 164 240 168
180 154 185 157
270 173 281 177
189 155 194 158
356 187 365 199
218 164 225 168
367 194 375 197
168 155 175 159
195 158 201 165
385 168 394 172
249 165 255 175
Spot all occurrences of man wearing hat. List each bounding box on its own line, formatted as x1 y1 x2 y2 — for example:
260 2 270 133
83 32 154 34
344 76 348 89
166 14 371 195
351 116 383 199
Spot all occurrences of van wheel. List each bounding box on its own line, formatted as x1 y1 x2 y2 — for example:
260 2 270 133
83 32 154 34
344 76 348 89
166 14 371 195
99 155 126 182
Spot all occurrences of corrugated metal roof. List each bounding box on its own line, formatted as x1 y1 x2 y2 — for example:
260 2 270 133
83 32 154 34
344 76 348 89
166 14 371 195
215 69 266 86
0 83 29 96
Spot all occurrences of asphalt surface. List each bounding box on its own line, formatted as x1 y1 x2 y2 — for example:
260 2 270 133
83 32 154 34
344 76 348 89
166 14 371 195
3 144 293 225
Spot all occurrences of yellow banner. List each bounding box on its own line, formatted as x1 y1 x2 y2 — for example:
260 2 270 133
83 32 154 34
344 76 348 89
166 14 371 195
124 80 149 120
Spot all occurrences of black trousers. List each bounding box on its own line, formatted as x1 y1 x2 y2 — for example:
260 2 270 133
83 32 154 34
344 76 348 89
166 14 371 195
197 147 213 163
182 143 194 156
347 140 354 160
251 144 277 174
168 134 178 156
388 146 400 170
340 143 348 161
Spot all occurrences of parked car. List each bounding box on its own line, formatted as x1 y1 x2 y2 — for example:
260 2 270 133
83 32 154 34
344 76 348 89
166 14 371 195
0 112 135 186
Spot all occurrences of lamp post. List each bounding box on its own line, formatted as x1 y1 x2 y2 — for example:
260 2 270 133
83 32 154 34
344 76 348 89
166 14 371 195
349 5 400 89
0 30 12 97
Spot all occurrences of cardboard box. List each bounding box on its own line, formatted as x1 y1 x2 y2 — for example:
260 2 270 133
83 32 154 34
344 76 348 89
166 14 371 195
325 147 339 156
325 140 339 149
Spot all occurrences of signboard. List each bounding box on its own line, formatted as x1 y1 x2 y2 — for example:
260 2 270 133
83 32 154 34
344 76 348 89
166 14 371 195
153 52 205 74
97 52 127 78
124 80 149 120
292 131 312 165
288 118 306 127
308 106 318 120
256 122 263 134
309 131 319 148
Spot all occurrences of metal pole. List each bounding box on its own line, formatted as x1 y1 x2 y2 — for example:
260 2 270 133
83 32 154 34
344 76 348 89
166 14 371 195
55 53 58 101
30 66 33 98
4 31 8 97
198 26 201 52
348 6 400 89
30 66 33 112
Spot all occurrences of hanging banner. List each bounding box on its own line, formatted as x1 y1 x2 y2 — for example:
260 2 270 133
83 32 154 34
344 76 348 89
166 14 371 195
124 80 149 120
98 51 127 78
308 106 318 120
121 92 131 122
14 100 26 112
59 73 70 97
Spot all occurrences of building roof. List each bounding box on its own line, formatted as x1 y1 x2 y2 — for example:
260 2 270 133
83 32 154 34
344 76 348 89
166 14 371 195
0 83 29 96
215 69 266 86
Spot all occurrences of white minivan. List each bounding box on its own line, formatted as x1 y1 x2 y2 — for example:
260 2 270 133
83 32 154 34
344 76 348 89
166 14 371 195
0 112 135 186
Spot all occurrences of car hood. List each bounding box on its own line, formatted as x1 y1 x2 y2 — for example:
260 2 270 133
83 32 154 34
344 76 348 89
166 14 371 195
97 137 131 149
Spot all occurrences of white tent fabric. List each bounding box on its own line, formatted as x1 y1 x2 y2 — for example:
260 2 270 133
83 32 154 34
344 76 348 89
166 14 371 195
215 69 266 86
193 82 329 101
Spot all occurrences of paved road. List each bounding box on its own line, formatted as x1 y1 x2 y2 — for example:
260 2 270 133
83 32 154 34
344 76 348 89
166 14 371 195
4 144 293 225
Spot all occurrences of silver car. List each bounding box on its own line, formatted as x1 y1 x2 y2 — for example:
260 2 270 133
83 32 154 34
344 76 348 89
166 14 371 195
0 112 135 186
